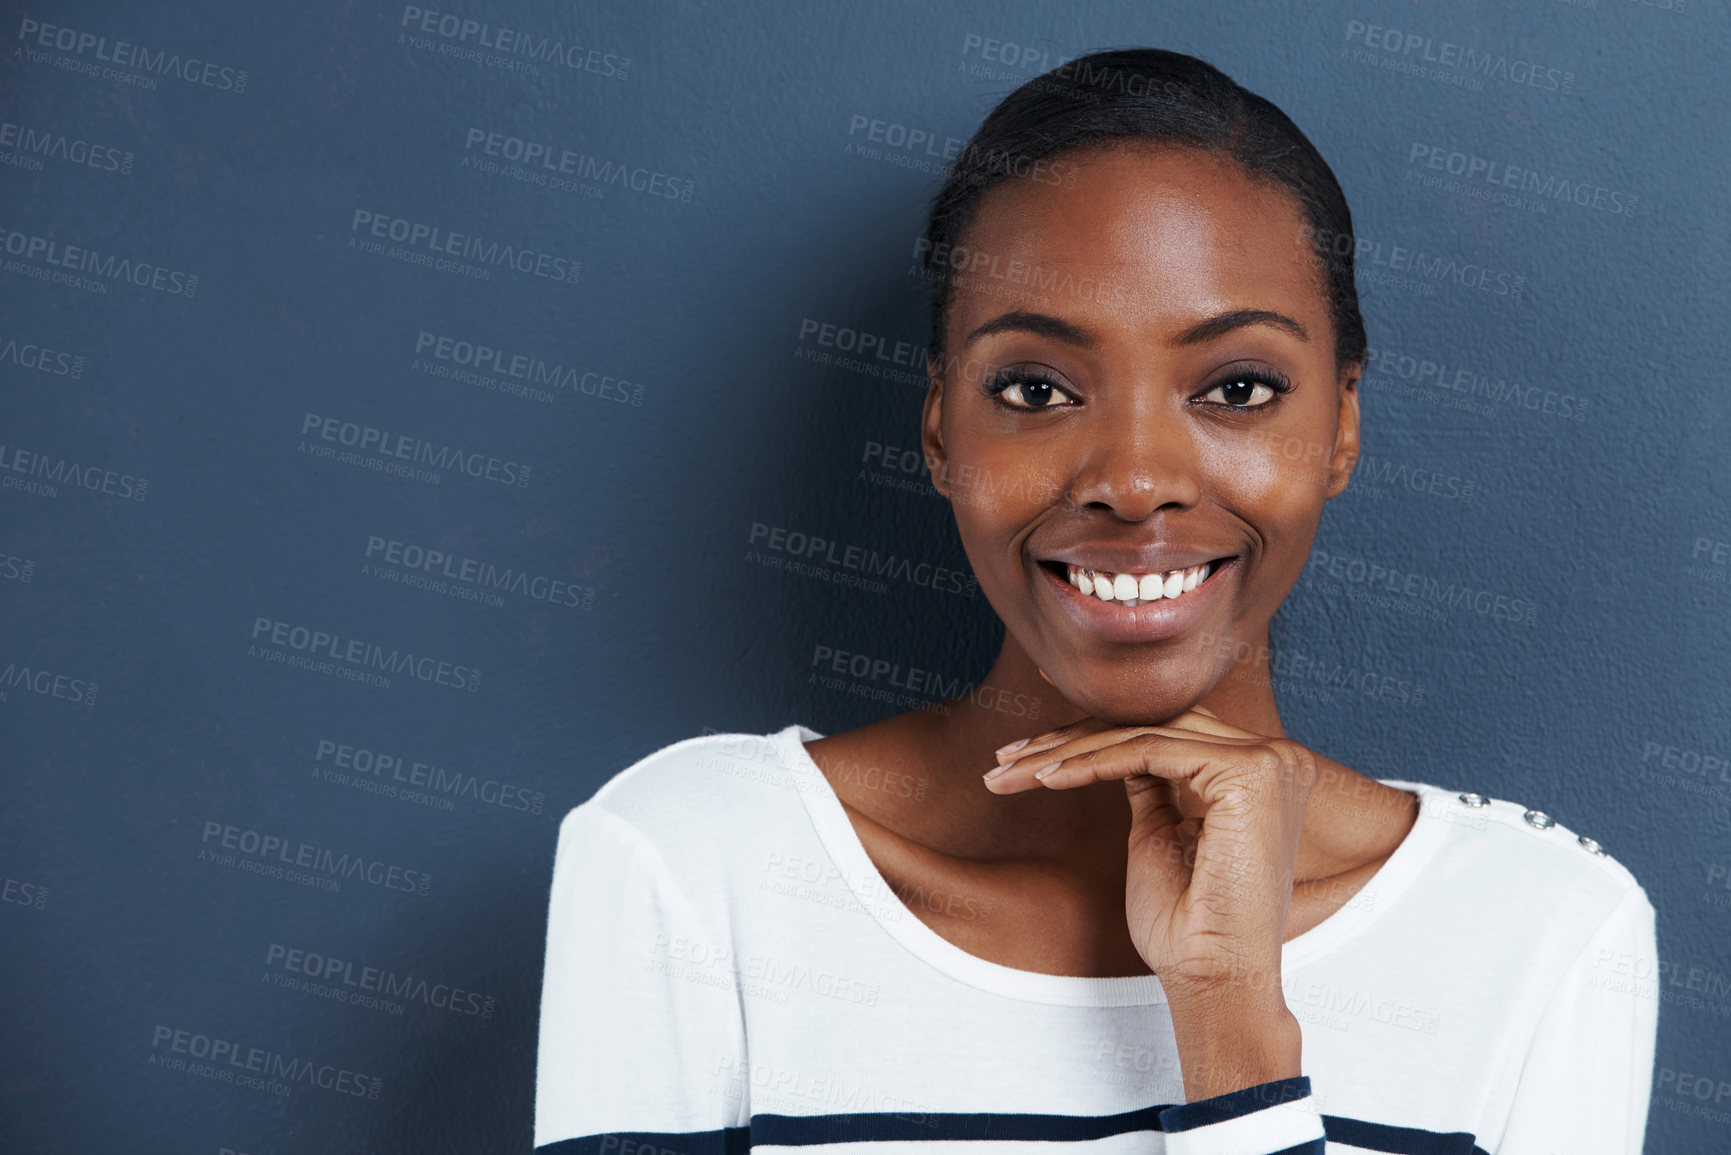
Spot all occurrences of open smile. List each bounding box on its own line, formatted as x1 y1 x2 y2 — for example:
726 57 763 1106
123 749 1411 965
1035 555 1237 643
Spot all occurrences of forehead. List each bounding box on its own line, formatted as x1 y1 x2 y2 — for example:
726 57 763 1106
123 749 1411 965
948 145 1326 338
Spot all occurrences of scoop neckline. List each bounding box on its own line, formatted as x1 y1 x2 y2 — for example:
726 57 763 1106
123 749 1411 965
772 721 1450 1007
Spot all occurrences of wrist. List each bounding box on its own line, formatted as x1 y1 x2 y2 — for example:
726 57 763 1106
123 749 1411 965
1163 984 1302 1102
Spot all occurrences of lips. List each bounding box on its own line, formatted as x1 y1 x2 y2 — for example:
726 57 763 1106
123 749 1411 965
1034 553 1238 644
1039 545 1234 574
1059 560 1219 606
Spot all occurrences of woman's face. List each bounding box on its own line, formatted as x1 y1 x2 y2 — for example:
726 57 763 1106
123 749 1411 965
922 145 1361 726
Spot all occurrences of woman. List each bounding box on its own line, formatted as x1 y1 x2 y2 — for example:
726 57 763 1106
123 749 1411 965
534 49 1656 1154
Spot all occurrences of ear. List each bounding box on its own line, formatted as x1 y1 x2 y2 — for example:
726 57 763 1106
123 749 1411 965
921 356 951 499
1324 360 1361 500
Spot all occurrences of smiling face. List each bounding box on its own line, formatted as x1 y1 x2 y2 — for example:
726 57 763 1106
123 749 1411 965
921 144 1362 726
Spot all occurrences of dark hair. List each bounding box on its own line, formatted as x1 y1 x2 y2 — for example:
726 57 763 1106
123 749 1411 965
921 48 1367 373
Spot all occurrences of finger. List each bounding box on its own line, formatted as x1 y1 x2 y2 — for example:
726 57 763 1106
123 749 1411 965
985 723 1259 794
985 724 1162 792
1123 776 1197 887
990 715 1111 765
1024 730 1274 803
1158 706 1264 741
997 706 1258 770
1013 731 1244 794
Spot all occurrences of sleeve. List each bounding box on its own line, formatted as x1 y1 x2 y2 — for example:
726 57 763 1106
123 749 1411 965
1153 883 1659 1155
533 801 751 1153
1158 1076 1326 1154
1494 884 1659 1154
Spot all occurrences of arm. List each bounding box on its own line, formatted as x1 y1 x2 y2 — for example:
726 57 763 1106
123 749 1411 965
534 802 749 1153
987 708 1329 1153
1495 885 1659 1154
1156 994 1324 1153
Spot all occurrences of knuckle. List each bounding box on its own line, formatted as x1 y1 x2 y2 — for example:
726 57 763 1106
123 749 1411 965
1129 731 1165 756
1274 741 1319 784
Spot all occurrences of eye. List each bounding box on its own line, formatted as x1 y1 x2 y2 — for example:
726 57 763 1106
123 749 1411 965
1198 366 1293 410
982 366 1079 411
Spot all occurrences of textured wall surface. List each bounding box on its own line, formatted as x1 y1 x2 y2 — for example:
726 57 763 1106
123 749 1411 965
2 0 1727 1151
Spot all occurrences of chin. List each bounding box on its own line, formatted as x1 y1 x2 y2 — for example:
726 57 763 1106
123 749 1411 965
1045 665 1209 727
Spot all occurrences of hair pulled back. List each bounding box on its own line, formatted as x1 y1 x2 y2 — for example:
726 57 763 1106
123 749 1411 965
922 48 1366 372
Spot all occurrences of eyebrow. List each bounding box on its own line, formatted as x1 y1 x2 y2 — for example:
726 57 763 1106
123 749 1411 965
1175 308 1309 346
963 307 1310 348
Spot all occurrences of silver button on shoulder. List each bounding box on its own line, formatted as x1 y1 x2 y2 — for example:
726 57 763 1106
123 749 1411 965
1458 792 1489 807
1578 835 1606 855
1523 809 1555 829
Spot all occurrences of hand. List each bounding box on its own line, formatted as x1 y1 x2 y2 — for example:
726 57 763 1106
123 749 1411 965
983 706 1315 1096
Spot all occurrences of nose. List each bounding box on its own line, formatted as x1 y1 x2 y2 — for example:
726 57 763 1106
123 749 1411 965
1063 401 1202 519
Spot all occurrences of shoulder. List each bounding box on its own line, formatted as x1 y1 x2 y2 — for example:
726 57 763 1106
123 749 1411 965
555 724 821 876
1401 780 1654 936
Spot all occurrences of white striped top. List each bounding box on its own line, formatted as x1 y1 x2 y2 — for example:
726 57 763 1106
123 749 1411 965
534 724 1656 1153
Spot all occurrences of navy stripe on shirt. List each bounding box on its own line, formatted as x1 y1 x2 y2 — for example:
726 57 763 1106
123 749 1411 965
536 1107 1487 1152
1160 1076 1313 1131
1323 1114 1484 1153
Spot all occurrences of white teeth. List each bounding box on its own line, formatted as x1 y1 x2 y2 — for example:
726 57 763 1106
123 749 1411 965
1064 560 1219 606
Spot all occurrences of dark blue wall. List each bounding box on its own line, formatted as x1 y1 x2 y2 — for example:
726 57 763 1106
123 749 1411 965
3 1 1727 1151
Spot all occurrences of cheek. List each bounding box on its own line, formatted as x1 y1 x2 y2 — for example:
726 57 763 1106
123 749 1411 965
940 433 1063 590
1229 450 1327 511
1226 420 1338 507
944 423 1064 517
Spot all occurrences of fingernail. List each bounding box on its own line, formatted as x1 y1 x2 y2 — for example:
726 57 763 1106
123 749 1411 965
1033 761 1060 780
982 763 1011 781
995 737 1030 758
